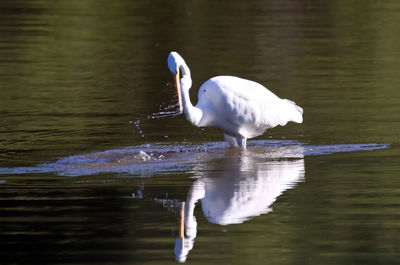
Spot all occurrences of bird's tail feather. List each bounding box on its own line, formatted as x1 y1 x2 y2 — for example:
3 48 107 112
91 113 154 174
283 99 303 123
295 105 303 115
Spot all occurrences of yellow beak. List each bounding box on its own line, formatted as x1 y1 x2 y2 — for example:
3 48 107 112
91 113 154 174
179 201 185 240
174 68 183 113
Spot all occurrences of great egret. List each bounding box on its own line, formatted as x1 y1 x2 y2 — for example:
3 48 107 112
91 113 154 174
167 51 303 148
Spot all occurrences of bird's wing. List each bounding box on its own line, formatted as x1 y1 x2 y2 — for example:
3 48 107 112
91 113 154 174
211 76 301 128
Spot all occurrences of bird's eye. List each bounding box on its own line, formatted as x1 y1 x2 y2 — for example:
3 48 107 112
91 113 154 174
203 89 206 92
178 66 185 79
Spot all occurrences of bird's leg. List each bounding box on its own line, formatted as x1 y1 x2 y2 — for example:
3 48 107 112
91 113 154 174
236 135 247 149
224 134 239 147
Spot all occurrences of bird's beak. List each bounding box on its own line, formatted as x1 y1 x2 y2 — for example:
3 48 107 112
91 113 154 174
179 201 185 240
174 68 183 113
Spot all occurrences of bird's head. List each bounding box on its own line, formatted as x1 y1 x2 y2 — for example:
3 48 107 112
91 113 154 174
168 51 192 113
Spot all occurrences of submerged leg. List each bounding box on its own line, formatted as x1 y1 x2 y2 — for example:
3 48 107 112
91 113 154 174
224 134 239 147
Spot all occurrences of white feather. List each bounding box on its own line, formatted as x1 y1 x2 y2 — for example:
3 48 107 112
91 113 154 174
167 52 303 148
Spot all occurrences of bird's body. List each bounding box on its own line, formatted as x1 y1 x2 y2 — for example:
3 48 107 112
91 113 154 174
168 52 303 148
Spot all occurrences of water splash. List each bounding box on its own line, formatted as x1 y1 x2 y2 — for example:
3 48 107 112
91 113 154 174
147 101 182 120
129 99 182 139
147 109 182 120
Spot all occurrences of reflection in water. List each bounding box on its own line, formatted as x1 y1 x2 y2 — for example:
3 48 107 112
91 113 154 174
175 147 305 263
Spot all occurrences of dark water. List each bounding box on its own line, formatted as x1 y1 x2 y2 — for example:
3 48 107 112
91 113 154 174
1 0 400 264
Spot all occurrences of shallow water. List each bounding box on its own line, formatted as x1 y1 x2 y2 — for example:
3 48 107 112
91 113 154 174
0 141 389 177
1 0 400 264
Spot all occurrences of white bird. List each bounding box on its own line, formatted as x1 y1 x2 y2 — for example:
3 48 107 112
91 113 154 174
167 51 303 149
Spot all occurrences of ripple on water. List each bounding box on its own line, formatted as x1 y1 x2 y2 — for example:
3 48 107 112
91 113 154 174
0 141 389 177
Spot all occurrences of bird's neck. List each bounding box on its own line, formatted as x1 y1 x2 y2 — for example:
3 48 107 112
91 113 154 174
177 63 203 127
181 86 203 127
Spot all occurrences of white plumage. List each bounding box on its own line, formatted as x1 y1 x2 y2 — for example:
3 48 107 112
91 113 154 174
168 51 303 148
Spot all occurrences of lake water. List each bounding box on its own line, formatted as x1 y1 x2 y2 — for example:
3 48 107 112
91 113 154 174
1 0 400 264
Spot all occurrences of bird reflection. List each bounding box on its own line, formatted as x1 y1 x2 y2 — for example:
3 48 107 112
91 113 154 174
175 146 305 263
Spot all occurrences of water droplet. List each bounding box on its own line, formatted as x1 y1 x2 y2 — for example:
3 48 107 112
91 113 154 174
130 119 145 138
146 99 182 120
